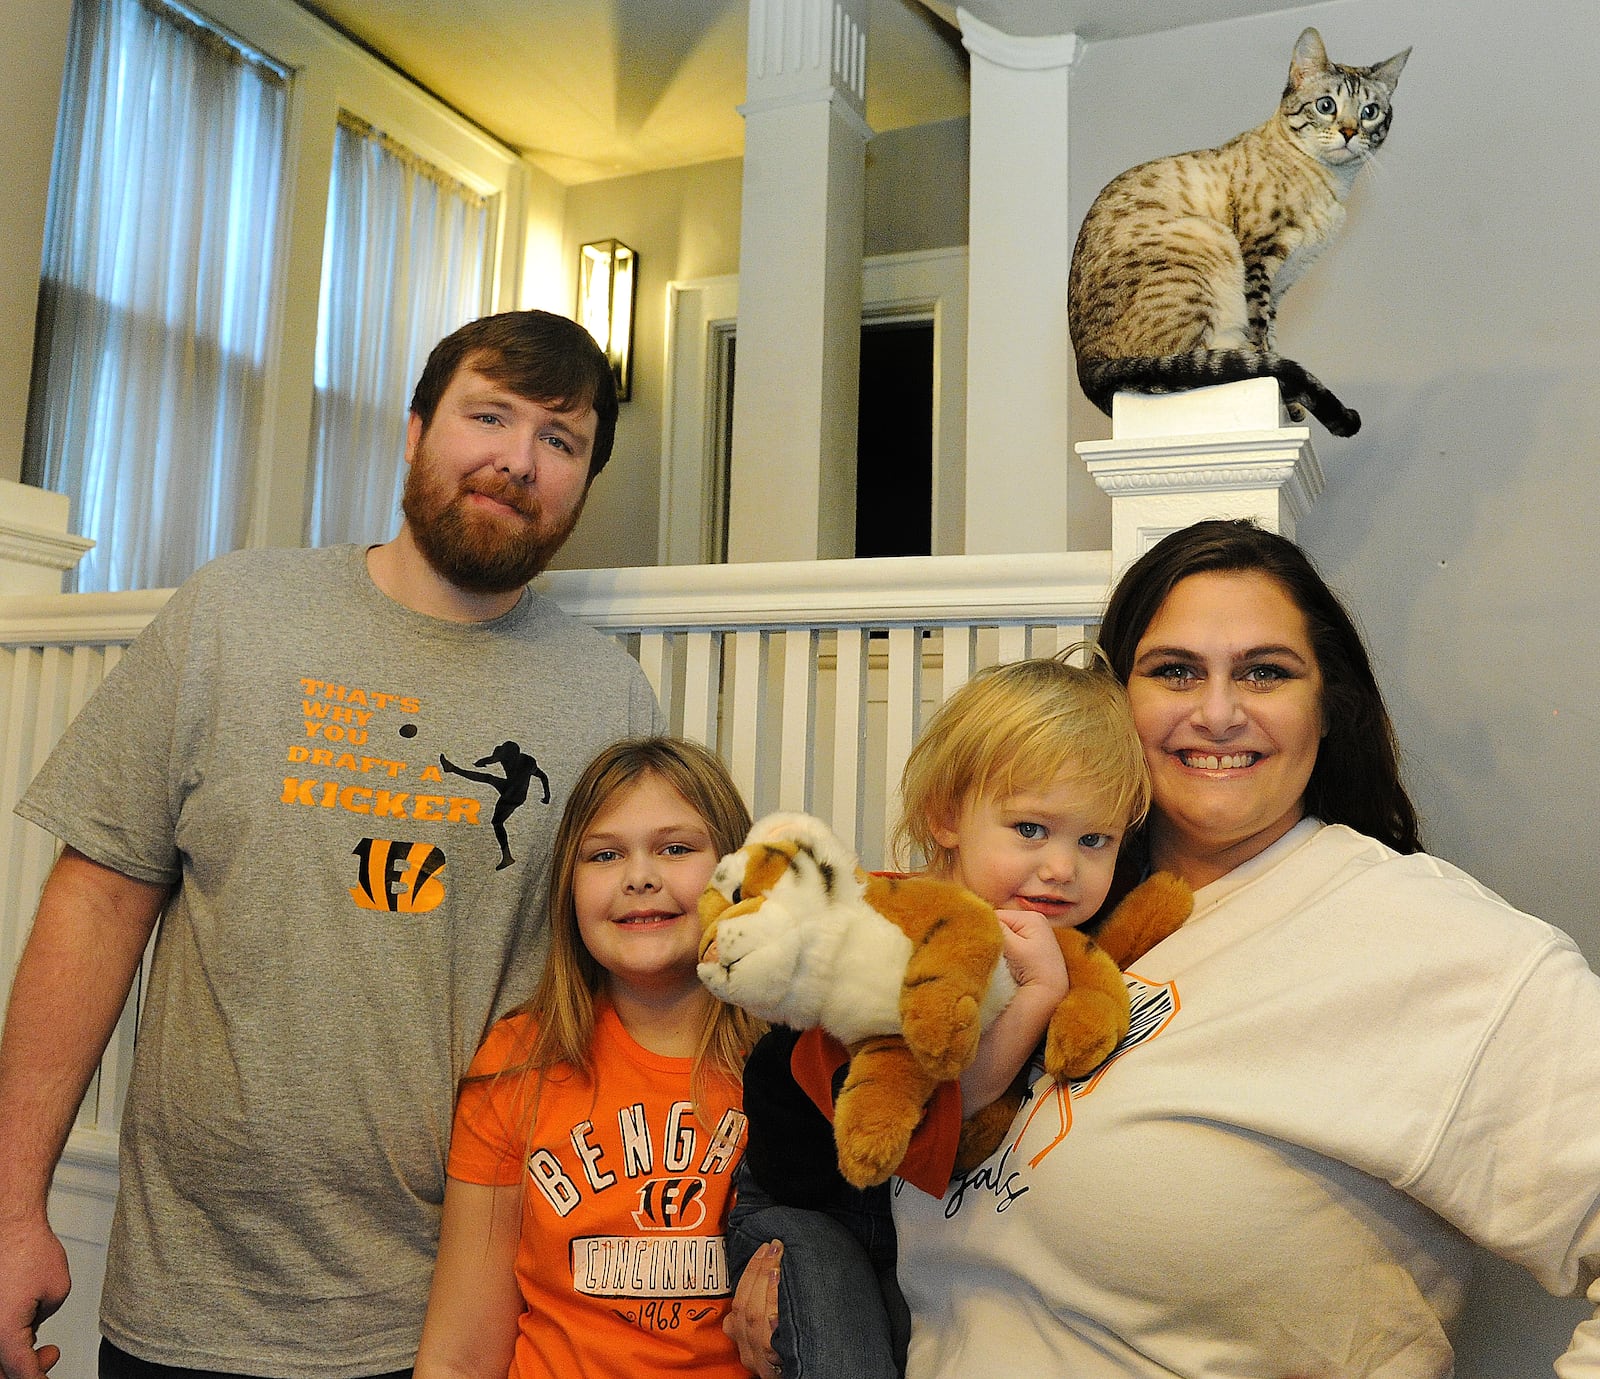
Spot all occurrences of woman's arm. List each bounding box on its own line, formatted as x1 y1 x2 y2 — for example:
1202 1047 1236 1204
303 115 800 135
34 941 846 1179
414 1177 525 1379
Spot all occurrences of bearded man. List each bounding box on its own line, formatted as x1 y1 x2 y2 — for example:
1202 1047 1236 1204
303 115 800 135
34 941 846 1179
0 312 662 1379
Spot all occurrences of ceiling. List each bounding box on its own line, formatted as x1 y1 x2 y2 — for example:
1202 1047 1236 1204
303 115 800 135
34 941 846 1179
294 0 1324 185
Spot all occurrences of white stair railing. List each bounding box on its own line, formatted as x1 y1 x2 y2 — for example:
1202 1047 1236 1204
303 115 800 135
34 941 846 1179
541 549 1115 863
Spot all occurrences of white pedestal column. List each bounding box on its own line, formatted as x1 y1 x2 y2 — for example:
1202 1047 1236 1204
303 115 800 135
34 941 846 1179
959 10 1080 555
0 479 93 594
1078 379 1325 583
727 0 871 563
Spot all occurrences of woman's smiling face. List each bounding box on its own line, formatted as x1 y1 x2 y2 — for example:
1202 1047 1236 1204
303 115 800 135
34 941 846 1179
1127 570 1325 888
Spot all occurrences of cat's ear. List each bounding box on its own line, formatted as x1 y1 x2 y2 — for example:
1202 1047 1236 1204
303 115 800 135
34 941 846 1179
1367 46 1411 93
1289 27 1330 88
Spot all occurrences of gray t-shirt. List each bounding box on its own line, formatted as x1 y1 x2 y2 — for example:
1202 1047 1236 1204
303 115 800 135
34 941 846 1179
18 544 662 1376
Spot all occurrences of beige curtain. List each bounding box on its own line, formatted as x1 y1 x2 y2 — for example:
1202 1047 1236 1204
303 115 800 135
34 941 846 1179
302 111 494 548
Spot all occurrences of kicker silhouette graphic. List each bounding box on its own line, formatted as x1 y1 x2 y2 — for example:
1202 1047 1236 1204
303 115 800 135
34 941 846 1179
439 741 551 869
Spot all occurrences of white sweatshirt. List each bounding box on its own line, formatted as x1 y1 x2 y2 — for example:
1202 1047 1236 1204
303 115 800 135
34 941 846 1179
894 820 1600 1378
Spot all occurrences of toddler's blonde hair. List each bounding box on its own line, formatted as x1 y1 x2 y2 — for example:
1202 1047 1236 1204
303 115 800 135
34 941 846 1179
892 649 1149 874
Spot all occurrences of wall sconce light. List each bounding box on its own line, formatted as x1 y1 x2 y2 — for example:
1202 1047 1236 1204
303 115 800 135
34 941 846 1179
577 238 637 401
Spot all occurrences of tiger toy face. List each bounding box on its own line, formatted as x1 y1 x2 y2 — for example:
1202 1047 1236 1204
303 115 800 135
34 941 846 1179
696 823 913 1040
696 839 811 979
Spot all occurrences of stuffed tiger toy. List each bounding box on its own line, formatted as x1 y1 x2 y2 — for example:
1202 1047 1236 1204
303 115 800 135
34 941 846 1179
697 812 1191 1188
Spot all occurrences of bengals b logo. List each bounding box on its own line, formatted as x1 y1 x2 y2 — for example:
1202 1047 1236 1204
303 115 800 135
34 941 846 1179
350 838 447 913
631 1177 710 1231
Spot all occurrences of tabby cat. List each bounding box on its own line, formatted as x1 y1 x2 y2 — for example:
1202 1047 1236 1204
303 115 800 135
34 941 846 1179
1067 28 1409 437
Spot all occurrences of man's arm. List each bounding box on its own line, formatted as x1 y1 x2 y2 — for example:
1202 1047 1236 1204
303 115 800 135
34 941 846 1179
0 847 169 1379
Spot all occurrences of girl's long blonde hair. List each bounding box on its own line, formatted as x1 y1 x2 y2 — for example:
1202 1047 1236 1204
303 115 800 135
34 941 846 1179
478 736 761 1132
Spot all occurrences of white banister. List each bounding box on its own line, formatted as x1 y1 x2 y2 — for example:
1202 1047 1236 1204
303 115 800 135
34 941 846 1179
777 627 819 811
537 549 1114 627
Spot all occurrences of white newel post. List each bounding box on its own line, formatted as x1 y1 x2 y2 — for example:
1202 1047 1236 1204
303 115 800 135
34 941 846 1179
1077 379 1325 582
0 479 93 593
727 0 871 562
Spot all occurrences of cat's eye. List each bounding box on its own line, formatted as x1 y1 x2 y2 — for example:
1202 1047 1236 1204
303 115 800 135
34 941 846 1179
1315 96 1337 116
1360 102 1381 122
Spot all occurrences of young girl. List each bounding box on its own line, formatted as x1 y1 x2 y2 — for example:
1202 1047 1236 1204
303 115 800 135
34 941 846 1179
415 736 762 1379
724 652 1153 1379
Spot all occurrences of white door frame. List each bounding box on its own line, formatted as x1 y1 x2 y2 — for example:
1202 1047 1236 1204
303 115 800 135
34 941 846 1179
659 247 968 564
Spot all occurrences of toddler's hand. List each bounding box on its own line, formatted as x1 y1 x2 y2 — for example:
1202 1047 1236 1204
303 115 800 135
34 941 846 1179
959 911 1070 1115
995 907 1070 1001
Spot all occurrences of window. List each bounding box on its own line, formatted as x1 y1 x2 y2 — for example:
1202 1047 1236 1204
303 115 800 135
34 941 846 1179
24 0 288 592
303 113 494 548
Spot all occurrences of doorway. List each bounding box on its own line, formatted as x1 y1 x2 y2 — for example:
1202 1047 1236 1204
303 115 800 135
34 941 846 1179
712 318 935 560
661 250 967 566
855 319 933 559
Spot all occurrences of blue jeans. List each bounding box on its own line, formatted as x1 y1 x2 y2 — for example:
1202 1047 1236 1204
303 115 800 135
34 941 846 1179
727 1159 907 1379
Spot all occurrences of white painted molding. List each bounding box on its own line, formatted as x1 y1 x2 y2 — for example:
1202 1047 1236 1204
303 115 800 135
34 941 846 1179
0 589 174 646
539 548 1112 628
0 480 94 593
0 523 94 573
957 8 1082 70
1079 437 1325 521
747 0 868 105
659 275 740 565
1077 381 1325 577
738 85 876 140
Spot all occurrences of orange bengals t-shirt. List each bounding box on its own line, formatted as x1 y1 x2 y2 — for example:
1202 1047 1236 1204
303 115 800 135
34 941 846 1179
448 1001 749 1379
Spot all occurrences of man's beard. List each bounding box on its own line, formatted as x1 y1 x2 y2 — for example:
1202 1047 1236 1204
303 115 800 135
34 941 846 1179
401 439 585 595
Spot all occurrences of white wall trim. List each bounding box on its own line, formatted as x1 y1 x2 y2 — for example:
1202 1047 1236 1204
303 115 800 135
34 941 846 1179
956 9 1082 70
660 275 739 564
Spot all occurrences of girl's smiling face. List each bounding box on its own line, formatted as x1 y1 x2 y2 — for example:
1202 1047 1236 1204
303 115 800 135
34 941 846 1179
1128 570 1325 888
573 771 719 998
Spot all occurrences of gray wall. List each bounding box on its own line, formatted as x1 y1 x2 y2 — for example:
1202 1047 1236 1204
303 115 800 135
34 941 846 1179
554 157 746 572
865 115 970 257
1068 2 1598 1365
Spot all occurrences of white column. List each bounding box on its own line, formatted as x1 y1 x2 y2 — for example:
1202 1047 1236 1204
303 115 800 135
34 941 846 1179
1078 379 1325 583
0 479 93 594
727 0 871 563
959 10 1080 555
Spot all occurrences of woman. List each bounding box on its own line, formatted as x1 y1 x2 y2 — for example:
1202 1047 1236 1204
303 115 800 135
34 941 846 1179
885 520 1600 1375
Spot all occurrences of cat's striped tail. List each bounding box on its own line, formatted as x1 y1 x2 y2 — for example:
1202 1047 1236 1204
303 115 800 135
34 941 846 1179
1076 350 1361 437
